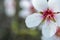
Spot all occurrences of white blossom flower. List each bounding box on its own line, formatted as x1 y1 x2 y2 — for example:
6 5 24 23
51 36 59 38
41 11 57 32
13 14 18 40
19 0 31 18
19 0 36 19
25 0 60 38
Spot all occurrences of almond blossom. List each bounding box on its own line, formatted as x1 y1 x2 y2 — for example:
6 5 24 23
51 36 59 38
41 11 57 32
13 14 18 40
25 0 60 38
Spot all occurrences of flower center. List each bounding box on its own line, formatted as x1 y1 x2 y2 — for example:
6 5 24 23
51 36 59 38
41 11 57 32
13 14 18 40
42 9 55 22
55 27 60 37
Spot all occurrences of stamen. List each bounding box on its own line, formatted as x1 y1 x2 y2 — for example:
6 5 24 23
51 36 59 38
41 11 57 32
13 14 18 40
39 12 43 14
54 12 60 14
42 9 55 22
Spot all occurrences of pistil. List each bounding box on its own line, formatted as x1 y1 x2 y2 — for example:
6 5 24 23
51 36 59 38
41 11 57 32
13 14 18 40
42 9 55 22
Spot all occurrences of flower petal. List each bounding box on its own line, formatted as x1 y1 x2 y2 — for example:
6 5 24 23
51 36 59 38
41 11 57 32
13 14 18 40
25 13 42 28
19 9 31 18
19 0 31 9
31 0 48 12
42 35 58 40
48 0 60 12
42 20 57 38
55 13 60 26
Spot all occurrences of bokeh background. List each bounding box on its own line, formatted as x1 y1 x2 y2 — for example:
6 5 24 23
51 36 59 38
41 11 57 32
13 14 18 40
0 0 42 40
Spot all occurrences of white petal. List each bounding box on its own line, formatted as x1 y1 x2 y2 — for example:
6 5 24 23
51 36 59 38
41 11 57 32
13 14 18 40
48 0 60 12
25 13 42 28
55 13 60 26
42 35 58 40
42 20 57 38
32 0 48 12
19 0 31 9
19 9 31 18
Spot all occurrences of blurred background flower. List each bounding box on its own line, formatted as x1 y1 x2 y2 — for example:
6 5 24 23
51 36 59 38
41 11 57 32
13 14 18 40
4 0 16 17
19 0 37 19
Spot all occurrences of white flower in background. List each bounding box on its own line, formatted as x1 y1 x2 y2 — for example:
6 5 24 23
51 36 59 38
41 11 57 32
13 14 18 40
19 0 36 18
19 0 31 18
4 0 16 17
25 0 60 38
